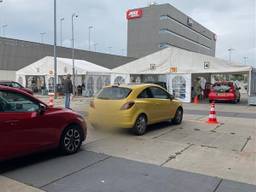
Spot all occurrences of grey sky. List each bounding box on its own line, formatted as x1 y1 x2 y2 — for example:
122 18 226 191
0 0 255 66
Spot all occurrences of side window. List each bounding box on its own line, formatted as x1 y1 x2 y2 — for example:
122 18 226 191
12 82 22 88
150 87 170 99
0 90 39 112
137 88 153 98
0 97 5 112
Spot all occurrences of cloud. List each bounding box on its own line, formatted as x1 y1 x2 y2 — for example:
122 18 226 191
0 0 255 65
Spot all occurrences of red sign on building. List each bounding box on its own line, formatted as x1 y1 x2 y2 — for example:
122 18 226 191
126 9 143 20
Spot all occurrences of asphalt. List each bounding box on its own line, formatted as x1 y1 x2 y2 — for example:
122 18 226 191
79 109 256 119
184 109 256 119
1 150 255 192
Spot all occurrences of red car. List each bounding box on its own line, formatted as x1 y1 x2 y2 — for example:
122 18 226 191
0 81 33 95
0 85 87 161
208 81 241 103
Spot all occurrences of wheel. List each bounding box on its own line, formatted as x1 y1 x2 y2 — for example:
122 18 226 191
60 125 83 155
132 114 147 136
233 98 239 104
209 100 212 103
172 107 183 125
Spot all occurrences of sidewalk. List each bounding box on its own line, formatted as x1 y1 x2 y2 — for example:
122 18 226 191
0 176 44 192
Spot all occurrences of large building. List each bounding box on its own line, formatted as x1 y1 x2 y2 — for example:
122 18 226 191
127 3 216 58
0 37 135 80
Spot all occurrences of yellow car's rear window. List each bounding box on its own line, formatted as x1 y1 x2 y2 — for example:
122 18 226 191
97 87 132 100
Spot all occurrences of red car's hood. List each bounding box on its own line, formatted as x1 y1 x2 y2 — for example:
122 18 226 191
46 107 81 116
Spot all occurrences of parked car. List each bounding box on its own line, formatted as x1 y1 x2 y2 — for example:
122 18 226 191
0 81 33 95
208 81 241 103
144 81 167 89
0 85 87 161
89 84 183 135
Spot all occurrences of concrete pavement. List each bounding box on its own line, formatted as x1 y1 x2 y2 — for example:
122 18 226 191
0 96 255 191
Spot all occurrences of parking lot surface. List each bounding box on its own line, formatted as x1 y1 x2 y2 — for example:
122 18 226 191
0 95 255 192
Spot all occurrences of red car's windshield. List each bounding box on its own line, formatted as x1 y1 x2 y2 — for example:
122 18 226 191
213 83 233 93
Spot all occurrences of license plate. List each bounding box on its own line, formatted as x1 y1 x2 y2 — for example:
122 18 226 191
217 93 226 96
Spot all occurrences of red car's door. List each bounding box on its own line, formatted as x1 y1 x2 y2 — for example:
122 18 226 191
0 112 37 159
0 90 56 160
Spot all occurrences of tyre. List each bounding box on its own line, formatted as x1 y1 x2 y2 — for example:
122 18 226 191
60 125 83 155
132 114 147 136
233 99 238 104
173 107 183 125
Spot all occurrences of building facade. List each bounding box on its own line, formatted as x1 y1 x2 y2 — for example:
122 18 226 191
0 37 135 81
127 3 216 58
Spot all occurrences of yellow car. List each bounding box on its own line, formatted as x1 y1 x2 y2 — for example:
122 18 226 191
88 84 183 135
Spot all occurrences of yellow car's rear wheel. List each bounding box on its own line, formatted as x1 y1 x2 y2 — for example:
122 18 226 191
172 107 183 125
132 114 147 135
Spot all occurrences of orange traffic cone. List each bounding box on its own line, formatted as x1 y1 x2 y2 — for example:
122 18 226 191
48 92 55 107
207 101 218 124
193 96 199 104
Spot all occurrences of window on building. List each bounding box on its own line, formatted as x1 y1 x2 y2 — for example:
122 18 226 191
159 28 211 50
159 15 212 41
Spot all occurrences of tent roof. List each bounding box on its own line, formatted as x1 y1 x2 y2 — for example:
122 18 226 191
57 57 111 73
16 56 111 75
112 46 252 74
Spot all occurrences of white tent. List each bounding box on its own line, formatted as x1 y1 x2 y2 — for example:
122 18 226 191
17 56 111 76
112 47 255 103
16 56 111 96
113 47 251 74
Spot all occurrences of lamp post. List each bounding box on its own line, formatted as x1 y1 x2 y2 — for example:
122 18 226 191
108 46 112 54
94 43 98 52
88 26 93 51
121 49 125 56
40 32 46 43
2 24 7 36
228 48 234 63
53 0 57 97
60 17 64 46
72 13 78 95
243 57 248 65
0 1 5 36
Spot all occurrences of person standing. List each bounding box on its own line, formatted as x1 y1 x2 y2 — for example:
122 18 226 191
63 74 73 108
199 77 206 100
194 77 201 100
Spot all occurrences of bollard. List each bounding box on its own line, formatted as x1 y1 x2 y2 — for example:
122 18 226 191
48 92 55 107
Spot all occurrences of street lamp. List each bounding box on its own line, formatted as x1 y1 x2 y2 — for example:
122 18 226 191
94 43 98 52
108 46 112 54
121 49 125 56
88 26 93 51
228 48 235 63
2 24 7 36
243 57 248 65
72 13 78 95
40 32 46 43
54 0 57 97
60 17 64 46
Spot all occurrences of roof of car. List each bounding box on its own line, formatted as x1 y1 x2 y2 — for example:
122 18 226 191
0 85 47 105
107 83 163 90
214 81 234 85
